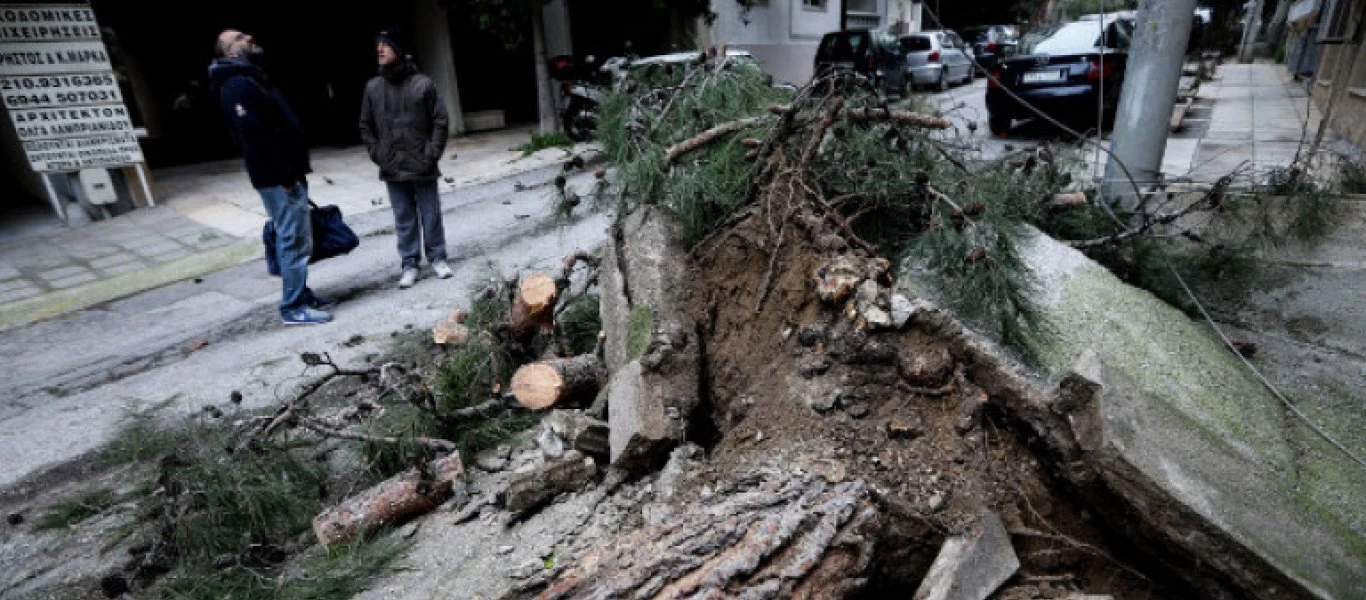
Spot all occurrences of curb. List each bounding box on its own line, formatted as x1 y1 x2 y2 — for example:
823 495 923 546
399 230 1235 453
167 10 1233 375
0 239 262 332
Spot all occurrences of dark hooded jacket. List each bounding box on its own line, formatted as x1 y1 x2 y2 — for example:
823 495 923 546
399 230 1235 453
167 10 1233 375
208 56 311 189
359 61 449 182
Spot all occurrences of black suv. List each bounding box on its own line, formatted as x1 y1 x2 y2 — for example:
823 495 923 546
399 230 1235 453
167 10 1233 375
814 30 907 95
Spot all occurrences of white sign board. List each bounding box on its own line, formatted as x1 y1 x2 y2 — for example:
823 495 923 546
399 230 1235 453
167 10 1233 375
0 4 140 173
21 132 141 171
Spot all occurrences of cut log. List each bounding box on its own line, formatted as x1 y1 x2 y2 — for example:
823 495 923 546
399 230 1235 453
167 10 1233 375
311 454 464 547
509 272 559 342
433 310 470 345
511 354 606 410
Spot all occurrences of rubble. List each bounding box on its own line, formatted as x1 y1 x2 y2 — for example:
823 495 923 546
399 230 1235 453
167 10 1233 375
543 410 610 461
912 511 1019 600
504 451 598 515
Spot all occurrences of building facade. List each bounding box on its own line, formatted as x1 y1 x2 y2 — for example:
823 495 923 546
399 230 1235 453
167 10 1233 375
1290 0 1366 149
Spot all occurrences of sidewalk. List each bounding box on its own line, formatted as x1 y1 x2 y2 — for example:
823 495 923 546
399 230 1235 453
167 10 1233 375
0 126 594 330
1165 62 1333 183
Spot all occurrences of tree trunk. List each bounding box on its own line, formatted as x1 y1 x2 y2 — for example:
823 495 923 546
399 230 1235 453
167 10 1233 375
509 272 559 343
528 468 883 599
532 7 559 135
1266 0 1291 50
511 354 606 410
311 454 464 547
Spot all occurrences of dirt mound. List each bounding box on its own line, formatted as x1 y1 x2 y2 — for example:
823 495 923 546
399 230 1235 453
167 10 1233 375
679 209 1159 598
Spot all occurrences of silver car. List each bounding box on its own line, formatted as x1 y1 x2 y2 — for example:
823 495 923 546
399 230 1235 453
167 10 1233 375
901 30 975 92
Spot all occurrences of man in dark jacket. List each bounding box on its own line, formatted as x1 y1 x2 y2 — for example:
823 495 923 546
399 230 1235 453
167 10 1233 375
210 29 332 325
360 27 451 289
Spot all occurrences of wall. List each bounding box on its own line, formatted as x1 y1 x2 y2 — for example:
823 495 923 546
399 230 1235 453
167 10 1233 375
702 0 842 85
1310 0 1366 149
411 0 466 136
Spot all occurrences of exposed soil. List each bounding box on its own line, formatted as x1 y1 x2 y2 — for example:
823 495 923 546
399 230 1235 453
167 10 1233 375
681 209 1171 598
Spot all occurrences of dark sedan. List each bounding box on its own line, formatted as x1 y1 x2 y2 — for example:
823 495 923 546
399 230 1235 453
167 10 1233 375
985 16 1134 136
960 24 1018 72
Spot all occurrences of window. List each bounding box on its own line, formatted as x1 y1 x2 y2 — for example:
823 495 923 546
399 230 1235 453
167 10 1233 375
901 35 933 52
1317 0 1357 43
803 0 827 10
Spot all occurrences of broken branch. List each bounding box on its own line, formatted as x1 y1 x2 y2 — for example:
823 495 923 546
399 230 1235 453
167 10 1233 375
664 116 773 164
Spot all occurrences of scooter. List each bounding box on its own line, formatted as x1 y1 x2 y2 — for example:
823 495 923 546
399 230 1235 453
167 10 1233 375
549 54 610 142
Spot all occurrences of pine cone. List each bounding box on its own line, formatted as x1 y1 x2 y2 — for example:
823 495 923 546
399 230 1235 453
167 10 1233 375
965 246 988 263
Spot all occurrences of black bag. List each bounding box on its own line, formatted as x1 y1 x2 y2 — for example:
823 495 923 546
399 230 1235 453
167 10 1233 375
263 202 360 276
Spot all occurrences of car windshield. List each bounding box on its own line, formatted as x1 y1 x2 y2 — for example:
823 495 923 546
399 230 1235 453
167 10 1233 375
817 33 870 61
1021 21 1105 54
901 35 932 52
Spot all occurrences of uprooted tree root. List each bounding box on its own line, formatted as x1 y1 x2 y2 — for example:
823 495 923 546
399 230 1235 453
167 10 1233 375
504 51 1339 600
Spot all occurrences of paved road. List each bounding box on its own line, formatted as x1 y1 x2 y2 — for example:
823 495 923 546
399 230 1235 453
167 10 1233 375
918 77 1108 173
0 166 609 487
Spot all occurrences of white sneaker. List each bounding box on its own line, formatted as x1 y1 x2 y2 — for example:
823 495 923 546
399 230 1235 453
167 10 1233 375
433 260 453 279
398 269 418 289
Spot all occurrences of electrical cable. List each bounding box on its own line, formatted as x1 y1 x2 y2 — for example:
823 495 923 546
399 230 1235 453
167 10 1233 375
917 3 1366 473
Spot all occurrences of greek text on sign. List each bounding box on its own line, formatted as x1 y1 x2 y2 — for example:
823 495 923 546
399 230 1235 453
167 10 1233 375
0 41 110 75
1 74 122 108
21 132 142 172
9 105 133 140
0 6 100 42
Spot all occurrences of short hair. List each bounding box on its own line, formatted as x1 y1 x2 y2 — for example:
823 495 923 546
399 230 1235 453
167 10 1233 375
215 37 232 57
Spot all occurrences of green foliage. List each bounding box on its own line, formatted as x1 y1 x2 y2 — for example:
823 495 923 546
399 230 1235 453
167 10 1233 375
167 421 329 566
518 131 574 156
104 398 189 466
32 489 117 532
597 56 794 244
1337 156 1366 194
160 536 408 600
557 294 603 356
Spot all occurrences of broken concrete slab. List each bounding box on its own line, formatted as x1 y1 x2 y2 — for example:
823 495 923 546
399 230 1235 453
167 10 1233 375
600 207 703 474
544 410 610 460
504 450 598 514
904 230 1365 600
912 511 1019 600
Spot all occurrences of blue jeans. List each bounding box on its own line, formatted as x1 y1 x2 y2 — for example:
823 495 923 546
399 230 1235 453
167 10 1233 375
387 180 447 270
258 181 313 315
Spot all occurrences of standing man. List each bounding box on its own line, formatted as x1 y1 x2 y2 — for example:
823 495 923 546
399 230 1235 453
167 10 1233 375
210 29 333 325
360 26 453 289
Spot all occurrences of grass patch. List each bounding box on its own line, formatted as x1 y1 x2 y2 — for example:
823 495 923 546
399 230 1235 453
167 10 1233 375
517 131 574 156
159 535 409 600
32 489 118 532
557 294 602 356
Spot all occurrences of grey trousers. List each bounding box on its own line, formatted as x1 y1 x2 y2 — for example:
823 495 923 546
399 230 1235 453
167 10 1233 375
386 180 448 270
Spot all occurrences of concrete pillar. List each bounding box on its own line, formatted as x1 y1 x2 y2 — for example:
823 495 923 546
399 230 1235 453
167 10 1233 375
1102 0 1198 203
412 0 464 136
541 0 573 57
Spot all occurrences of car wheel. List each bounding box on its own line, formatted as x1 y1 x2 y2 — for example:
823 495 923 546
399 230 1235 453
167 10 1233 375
989 114 1011 137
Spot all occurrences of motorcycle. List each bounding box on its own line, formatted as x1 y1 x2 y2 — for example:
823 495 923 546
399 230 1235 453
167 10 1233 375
548 54 612 142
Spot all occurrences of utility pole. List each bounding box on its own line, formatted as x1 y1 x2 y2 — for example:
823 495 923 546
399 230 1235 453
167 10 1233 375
1101 0 1199 204
1238 0 1265 62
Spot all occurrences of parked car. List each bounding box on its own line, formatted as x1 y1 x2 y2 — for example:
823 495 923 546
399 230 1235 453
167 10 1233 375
900 30 974 92
959 24 1019 72
814 30 908 96
985 14 1135 136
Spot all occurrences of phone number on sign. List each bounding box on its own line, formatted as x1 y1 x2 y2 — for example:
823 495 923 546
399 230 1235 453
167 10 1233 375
0 73 116 91
4 89 119 107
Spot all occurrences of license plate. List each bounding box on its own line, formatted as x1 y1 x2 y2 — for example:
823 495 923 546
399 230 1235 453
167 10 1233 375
1022 70 1064 84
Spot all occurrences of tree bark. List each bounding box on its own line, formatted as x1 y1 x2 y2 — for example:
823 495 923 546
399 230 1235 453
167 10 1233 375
311 454 464 547
509 272 559 343
527 468 882 600
511 354 606 410
532 7 559 135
